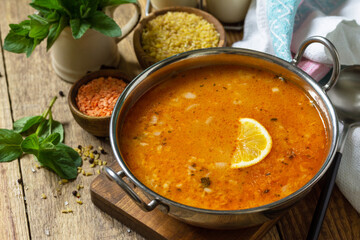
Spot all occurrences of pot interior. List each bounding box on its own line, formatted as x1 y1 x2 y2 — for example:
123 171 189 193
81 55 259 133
110 48 338 213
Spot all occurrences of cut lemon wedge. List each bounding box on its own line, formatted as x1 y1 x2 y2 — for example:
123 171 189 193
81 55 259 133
231 118 272 169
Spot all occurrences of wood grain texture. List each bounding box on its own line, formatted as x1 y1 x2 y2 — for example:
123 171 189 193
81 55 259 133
0 23 30 240
278 184 360 240
91 161 281 240
0 0 359 239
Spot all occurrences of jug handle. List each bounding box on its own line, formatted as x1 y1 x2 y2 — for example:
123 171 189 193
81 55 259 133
291 36 341 92
105 1 142 44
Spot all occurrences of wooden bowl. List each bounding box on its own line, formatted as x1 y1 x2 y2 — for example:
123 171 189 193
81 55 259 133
133 6 226 69
68 69 131 137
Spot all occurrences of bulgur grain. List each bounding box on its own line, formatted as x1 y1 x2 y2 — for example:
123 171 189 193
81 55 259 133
141 11 220 61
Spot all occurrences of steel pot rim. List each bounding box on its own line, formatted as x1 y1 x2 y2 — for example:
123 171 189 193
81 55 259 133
109 46 339 215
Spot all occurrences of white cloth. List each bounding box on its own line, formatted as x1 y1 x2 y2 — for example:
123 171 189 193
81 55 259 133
233 0 360 213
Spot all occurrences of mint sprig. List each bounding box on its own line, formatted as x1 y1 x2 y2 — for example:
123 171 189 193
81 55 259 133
4 0 137 57
0 97 81 179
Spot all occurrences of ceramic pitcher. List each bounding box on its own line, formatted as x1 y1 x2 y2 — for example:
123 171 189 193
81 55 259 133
51 2 141 83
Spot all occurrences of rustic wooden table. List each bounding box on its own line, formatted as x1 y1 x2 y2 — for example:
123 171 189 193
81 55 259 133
0 0 359 239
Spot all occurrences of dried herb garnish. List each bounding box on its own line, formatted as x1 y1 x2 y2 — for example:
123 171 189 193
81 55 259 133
264 189 270 193
287 149 296 159
200 177 211 188
270 118 278 121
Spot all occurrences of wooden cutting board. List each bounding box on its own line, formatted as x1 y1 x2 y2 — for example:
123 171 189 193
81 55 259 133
90 161 280 240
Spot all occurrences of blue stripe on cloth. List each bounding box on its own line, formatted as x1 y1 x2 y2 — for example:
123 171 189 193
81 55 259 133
267 0 301 61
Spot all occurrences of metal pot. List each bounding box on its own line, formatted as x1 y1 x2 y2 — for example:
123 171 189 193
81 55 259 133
105 36 340 229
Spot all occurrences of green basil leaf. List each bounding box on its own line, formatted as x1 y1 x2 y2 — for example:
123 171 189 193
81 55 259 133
58 0 82 18
29 20 49 40
70 19 90 39
0 129 23 162
21 134 40 156
3 32 32 54
13 115 43 134
47 15 67 50
38 143 81 179
88 11 121 37
80 4 92 18
31 0 63 10
9 20 31 36
37 119 64 142
44 11 60 23
40 132 61 146
26 38 41 57
28 14 49 25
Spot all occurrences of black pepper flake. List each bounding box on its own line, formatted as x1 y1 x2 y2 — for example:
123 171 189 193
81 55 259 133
78 145 82 150
191 163 196 167
281 162 288 165
100 149 107 154
264 189 270 193
270 118 278 121
275 194 281 197
168 131 172 133
72 190 78 197
200 84 204 87
287 149 296 159
200 177 211 188
89 158 94 164
93 150 98 154
223 87 227 90
59 91 65 97
17 178 23 184
213 83 216 86
265 172 271 176
154 112 159 115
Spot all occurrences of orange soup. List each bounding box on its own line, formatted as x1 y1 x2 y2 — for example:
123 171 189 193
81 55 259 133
119 65 328 210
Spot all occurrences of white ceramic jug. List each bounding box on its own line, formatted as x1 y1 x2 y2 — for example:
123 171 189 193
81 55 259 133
51 2 141 83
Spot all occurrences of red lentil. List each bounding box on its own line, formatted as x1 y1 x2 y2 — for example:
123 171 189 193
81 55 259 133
76 77 127 117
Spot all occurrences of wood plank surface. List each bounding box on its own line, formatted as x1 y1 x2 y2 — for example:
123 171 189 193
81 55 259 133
0 23 30 240
0 0 359 240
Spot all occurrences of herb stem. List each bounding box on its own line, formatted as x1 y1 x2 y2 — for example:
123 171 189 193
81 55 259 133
36 96 57 136
42 96 57 119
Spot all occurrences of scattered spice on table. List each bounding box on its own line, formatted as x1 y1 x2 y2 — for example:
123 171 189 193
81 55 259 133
59 90 65 97
76 77 127 117
142 11 220 61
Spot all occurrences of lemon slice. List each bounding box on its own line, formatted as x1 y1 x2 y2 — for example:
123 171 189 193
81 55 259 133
231 118 272 168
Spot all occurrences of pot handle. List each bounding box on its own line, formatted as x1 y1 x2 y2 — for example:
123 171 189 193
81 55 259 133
104 1 142 44
104 166 160 212
291 36 341 92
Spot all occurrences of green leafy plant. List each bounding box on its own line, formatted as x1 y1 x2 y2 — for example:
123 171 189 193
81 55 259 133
0 97 81 179
4 0 137 57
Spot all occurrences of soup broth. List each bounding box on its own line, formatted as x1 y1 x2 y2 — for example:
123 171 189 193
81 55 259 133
119 65 328 210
